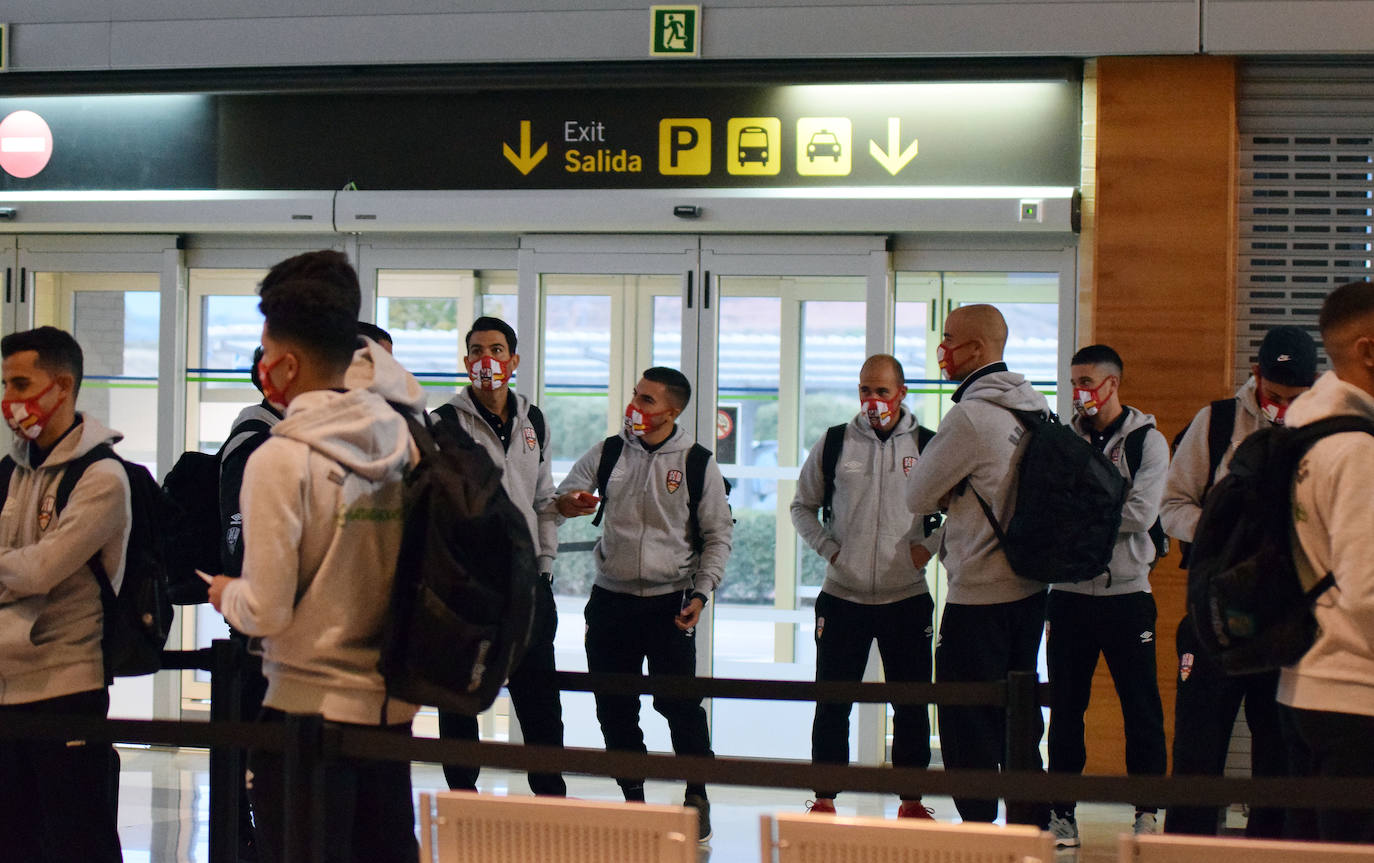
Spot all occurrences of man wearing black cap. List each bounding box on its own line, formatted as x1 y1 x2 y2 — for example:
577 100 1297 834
1160 324 1319 837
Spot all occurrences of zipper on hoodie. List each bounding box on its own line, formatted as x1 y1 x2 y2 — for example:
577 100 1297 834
872 431 885 603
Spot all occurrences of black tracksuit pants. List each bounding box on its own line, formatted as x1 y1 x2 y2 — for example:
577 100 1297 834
250 708 417 863
811 590 934 800
0 688 123 863
583 585 714 800
935 591 1048 824
1165 615 1287 837
439 576 567 796
1046 590 1167 815
1281 703 1374 843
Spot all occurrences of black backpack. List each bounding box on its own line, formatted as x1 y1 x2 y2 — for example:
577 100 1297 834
1173 398 1237 569
821 422 941 536
1123 423 1170 562
590 435 730 552
161 418 273 604
970 409 1129 584
0 446 174 680
1186 415 1374 675
433 400 546 461
378 411 540 716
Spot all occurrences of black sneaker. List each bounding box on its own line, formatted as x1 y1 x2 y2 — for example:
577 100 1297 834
684 792 712 843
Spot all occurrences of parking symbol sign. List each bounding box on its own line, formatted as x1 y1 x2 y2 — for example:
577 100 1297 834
651 6 700 57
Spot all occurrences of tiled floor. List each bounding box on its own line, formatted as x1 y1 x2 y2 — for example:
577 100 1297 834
115 745 1156 862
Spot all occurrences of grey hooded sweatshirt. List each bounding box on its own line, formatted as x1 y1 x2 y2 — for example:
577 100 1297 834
1056 407 1169 597
220 372 421 726
0 414 130 704
1280 371 1374 718
790 410 938 605
1160 376 1273 544
435 389 558 574
557 425 733 598
905 365 1050 606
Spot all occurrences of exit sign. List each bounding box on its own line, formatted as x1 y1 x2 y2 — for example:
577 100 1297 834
650 6 700 57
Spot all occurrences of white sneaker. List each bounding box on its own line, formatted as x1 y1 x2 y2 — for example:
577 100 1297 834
1133 811 1159 835
1048 810 1080 848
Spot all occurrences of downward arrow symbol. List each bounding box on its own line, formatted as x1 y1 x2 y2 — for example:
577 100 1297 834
869 118 919 176
503 120 548 175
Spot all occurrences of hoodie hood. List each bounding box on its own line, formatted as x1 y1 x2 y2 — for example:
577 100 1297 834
1234 375 1271 425
9 412 123 470
273 388 411 482
958 369 1049 413
1285 370 1374 429
344 336 427 416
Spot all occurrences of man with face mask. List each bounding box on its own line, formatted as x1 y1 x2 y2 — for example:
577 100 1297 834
430 315 566 798
1160 324 1317 838
555 366 732 842
1045 345 1169 847
0 326 126 862
904 303 1051 825
789 354 940 818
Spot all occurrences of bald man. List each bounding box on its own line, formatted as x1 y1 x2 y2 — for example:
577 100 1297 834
1278 280 1374 842
790 354 940 818
905 304 1051 825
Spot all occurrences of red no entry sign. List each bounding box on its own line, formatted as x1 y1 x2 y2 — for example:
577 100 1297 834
0 110 54 179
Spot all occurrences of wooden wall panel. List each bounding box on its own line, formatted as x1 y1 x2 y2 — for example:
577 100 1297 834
1082 55 1237 775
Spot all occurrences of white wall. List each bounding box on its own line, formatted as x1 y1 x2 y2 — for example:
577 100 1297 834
2 0 1201 72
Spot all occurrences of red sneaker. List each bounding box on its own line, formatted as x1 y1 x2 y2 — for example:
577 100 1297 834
806 798 837 814
898 800 935 820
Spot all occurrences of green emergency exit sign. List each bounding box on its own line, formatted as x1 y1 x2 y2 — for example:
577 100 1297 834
650 6 699 57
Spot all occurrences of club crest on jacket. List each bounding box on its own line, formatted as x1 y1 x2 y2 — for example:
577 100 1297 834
666 469 683 494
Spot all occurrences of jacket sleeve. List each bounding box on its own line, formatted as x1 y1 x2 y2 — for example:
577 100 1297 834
691 454 734 597
906 407 979 515
220 440 304 637
789 435 840 564
555 440 602 498
218 430 271 579
1121 427 1169 534
533 420 559 573
1160 404 1214 543
0 460 130 599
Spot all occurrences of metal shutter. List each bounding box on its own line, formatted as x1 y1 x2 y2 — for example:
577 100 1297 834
1238 61 1374 387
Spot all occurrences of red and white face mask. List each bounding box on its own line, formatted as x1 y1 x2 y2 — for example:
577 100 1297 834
256 353 293 412
1258 389 1289 425
467 356 510 391
936 340 975 380
624 402 670 437
1073 377 1114 418
862 398 896 430
1 380 64 441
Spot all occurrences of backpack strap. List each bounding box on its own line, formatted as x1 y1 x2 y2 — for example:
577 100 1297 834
686 443 713 551
1123 423 1152 479
916 425 936 453
1203 397 1237 499
0 456 15 511
431 401 460 430
819 423 847 524
51 445 122 620
591 435 624 527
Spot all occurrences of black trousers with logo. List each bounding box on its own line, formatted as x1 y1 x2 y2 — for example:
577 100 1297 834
0 687 123 863
438 576 567 796
1164 615 1287 837
583 584 714 800
1046 589 1167 815
935 591 1048 824
811 590 934 800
